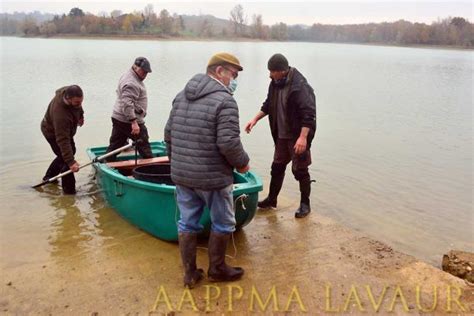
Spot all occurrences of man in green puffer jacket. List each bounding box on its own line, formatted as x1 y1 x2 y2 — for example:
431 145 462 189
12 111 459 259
41 85 84 194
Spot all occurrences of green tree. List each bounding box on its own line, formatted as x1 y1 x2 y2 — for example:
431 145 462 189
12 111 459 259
69 7 85 17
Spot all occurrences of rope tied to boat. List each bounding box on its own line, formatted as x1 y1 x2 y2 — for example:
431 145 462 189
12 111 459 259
173 190 247 259
234 194 248 211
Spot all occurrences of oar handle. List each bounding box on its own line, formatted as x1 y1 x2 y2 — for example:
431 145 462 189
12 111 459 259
33 142 134 188
94 142 134 162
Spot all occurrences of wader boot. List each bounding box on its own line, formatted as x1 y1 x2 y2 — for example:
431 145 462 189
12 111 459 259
257 173 284 209
61 165 76 195
207 231 244 282
295 178 312 218
178 232 204 288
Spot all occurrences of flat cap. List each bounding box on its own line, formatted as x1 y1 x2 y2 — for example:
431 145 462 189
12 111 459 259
208 52 243 71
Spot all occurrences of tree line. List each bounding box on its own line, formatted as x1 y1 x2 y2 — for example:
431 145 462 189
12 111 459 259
1 4 472 47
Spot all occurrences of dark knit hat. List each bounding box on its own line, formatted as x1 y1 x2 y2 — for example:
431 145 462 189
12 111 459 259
267 53 289 71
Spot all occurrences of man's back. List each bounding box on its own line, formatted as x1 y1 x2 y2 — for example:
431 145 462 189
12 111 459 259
165 73 249 190
41 87 82 141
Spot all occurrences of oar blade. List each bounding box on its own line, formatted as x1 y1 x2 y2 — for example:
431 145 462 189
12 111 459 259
32 180 50 188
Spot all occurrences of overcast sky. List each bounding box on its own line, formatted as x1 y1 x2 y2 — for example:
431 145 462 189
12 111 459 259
0 1 472 25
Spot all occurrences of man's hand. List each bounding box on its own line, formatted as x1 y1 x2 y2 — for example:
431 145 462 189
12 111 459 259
245 119 257 134
237 165 250 173
294 136 307 155
69 162 80 173
245 112 266 134
78 117 84 127
131 121 140 135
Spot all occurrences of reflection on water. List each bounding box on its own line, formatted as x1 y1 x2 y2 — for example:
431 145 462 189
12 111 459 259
48 195 90 259
45 172 149 264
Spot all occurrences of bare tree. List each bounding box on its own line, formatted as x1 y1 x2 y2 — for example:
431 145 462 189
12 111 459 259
39 21 57 36
98 11 108 18
122 15 134 34
158 9 173 35
110 10 122 19
143 4 154 18
270 22 288 41
230 4 245 36
143 4 157 28
199 18 213 37
171 13 183 35
19 17 39 35
251 14 264 39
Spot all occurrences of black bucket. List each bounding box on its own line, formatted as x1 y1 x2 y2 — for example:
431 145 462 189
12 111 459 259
132 164 174 185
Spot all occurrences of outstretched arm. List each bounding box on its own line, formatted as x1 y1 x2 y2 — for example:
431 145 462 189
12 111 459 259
245 110 267 133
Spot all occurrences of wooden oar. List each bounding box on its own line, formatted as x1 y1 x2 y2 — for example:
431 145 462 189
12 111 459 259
32 142 134 188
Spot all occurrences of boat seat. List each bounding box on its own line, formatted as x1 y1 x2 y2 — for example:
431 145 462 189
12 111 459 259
106 156 170 170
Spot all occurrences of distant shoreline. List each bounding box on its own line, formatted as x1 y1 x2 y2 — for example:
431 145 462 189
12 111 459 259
3 34 473 51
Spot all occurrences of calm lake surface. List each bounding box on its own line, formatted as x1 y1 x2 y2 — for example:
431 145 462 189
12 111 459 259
0 37 472 267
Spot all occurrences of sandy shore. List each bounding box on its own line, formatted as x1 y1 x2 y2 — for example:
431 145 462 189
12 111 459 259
1 192 472 315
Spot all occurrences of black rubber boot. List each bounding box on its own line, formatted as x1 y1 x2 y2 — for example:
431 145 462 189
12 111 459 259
295 178 312 218
43 157 61 184
61 166 76 195
178 232 204 288
258 174 284 209
295 203 311 218
207 231 244 282
257 196 277 209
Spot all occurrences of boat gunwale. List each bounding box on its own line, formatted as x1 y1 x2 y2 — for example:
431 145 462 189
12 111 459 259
86 147 263 194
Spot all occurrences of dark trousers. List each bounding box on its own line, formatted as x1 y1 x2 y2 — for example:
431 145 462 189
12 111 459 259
270 138 312 204
272 138 312 180
44 137 76 193
105 118 153 162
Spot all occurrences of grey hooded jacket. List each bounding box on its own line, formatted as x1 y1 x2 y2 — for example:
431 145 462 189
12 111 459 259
112 68 148 124
164 74 249 190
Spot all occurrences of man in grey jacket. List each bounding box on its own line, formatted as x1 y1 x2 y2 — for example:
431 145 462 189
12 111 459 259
165 52 250 288
106 57 153 161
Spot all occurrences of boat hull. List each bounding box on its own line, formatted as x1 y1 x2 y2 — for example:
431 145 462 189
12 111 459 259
87 142 263 241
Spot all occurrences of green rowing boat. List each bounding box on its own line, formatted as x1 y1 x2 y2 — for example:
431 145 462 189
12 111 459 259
86 141 263 241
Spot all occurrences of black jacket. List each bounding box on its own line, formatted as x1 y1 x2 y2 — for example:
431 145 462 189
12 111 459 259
260 68 316 147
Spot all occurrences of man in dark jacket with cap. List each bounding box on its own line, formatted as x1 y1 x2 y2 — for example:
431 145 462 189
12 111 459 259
41 85 84 194
245 53 316 218
105 57 153 161
165 52 250 288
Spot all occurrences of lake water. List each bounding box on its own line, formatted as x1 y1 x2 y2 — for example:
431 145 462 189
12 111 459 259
0 37 472 268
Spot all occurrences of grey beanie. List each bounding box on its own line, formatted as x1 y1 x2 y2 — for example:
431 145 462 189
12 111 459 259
267 53 289 71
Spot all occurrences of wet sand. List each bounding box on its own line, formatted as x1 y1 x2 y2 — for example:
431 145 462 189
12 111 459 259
1 187 472 315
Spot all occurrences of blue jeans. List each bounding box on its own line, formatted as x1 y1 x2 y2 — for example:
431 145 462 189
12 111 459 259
176 184 236 234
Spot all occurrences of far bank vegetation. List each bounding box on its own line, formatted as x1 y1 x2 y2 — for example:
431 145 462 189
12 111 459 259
1 4 472 48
